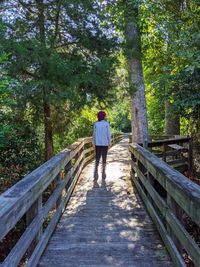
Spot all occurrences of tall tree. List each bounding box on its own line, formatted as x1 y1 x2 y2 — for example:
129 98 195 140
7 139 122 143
1 0 117 160
123 0 149 144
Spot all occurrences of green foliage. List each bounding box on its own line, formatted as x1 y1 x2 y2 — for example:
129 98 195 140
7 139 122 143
0 0 119 161
172 68 200 117
146 90 165 135
0 31 42 191
0 119 42 191
0 122 41 169
53 106 97 153
142 0 200 135
109 98 131 132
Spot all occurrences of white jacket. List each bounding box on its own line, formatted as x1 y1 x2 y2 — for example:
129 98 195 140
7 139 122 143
92 120 111 146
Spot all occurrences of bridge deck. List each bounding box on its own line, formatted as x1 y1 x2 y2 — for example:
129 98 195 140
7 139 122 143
38 140 173 267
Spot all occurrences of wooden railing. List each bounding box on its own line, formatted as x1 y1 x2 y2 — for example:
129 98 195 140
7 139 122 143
128 134 187 143
129 135 193 175
129 143 200 267
0 132 123 267
149 137 193 175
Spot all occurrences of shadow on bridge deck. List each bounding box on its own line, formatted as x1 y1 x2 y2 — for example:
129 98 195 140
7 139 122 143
38 139 173 267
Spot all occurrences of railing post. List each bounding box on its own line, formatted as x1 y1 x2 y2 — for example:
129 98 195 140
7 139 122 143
82 139 86 164
77 140 82 167
129 133 132 143
65 158 72 189
56 172 62 208
162 143 167 162
138 160 148 194
147 171 154 203
130 153 136 179
143 139 148 150
111 133 114 146
26 196 42 256
188 137 193 177
167 195 183 253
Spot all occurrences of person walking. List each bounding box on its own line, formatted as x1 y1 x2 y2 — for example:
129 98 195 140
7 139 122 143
92 111 111 179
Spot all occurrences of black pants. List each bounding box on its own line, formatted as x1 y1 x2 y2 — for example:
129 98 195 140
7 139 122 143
95 146 108 170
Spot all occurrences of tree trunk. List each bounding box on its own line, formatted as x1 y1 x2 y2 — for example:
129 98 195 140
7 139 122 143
36 0 54 160
124 3 149 144
44 101 54 160
165 100 180 135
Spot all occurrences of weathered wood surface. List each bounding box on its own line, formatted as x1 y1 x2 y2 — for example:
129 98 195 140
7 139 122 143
38 140 173 267
129 143 200 267
167 144 188 152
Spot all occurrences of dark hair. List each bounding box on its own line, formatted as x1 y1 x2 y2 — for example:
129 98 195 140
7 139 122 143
97 111 106 121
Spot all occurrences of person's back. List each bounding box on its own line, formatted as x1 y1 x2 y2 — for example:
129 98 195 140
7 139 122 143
93 120 111 146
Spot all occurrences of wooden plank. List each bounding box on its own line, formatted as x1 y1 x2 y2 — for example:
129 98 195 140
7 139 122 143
130 135 187 142
167 159 187 166
168 144 188 152
147 137 190 148
154 151 183 158
151 135 177 140
83 146 94 155
81 137 92 144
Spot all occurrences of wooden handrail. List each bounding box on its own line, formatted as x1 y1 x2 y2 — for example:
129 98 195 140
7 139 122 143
146 137 190 147
0 133 123 267
129 143 200 267
0 148 71 240
129 135 193 175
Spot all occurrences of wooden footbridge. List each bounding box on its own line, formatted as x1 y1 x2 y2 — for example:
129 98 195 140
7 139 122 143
0 133 200 267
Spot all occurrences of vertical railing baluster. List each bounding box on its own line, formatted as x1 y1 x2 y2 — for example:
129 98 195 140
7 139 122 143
162 144 167 162
188 137 193 177
26 196 43 257
167 195 183 253
56 173 62 208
